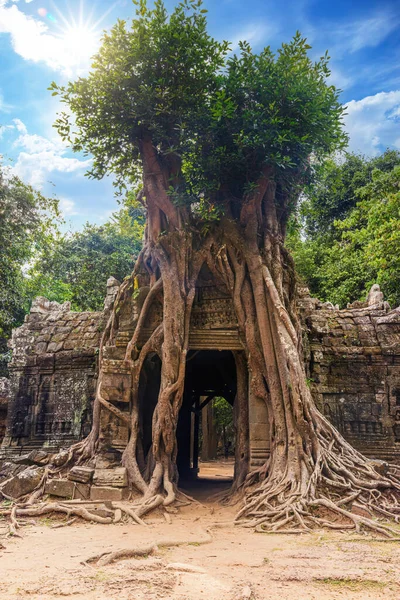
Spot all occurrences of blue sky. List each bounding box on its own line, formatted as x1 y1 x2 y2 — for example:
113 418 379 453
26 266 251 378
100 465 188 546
0 0 400 230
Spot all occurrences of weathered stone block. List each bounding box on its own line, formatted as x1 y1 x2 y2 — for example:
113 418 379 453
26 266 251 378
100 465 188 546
0 461 27 483
45 479 75 498
63 340 77 350
90 486 129 501
101 373 131 403
52 333 68 343
47 342 64 353
2 466 44 498
35 342 48 353
93 467 128 488
45 479 90 499
68 466 94 484
13 450 49 466
74 483 91 500
36 353 55 369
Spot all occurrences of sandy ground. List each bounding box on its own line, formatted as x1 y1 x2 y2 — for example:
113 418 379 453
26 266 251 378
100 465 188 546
1 461 400 600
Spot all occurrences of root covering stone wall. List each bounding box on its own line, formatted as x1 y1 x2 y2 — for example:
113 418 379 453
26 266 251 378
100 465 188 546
2 282 400 464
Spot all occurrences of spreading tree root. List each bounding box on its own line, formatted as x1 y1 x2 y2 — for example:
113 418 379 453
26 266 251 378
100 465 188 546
84 528 212 566
0 494 168 539
14 502 114 524
235 434 400 539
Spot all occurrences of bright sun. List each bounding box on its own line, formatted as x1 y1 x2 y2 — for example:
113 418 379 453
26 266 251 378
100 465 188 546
37 3 112 75
61 24 99 65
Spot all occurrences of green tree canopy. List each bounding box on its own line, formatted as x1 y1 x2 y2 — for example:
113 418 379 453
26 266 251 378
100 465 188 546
50 0 346 226
0 162 144 376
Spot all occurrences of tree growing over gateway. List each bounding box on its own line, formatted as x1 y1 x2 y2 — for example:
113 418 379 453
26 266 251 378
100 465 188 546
47 0 400 534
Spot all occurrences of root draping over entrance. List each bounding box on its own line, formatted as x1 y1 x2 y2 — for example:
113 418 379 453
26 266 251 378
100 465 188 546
3 154 400 540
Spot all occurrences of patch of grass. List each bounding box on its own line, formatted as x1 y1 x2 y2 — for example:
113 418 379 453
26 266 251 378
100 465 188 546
315 577 387 591
302 533 333 547
89 570 113 582
38 517 53 527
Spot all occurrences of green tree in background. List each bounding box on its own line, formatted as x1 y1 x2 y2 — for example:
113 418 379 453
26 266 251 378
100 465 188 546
302 149 400 239
212 397 234 454
287 150 400 306
27 202 145 311
315 165 400 307
0 167 60 375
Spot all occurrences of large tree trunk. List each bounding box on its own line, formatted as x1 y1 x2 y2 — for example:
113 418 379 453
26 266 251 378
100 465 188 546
61 145 400 535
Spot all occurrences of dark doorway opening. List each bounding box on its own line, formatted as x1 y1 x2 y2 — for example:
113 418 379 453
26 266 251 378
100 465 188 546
177 350 237 491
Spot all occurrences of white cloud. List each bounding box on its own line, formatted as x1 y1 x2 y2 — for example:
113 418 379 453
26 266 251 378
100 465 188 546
13 131 63 153
229 22 279 53
0 0 100 76
12 118 27 133
9 119 92 187
344 91 400 156
346 15 397 53
59 198 79 217
329 10 399 57
0 124 14 140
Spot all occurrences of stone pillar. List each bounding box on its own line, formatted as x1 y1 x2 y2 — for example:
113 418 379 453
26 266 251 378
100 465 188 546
248 381 270 470
201 398 217 461
104 277 121 313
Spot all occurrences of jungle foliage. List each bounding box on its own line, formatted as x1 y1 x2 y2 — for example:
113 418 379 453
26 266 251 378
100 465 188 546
26 202 145 312
287 150 400 307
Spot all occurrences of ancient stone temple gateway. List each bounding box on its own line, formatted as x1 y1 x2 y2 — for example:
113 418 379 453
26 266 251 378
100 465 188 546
1 274 400 477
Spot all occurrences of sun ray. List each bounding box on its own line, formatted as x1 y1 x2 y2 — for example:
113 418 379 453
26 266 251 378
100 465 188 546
49 0 72 30
79 0 84 28
92 1 120 30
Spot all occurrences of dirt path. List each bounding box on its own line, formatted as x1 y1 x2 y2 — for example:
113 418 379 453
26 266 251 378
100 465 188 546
1 491 400 600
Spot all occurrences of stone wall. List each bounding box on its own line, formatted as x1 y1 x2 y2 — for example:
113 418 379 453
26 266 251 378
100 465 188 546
0 279 120 458
301 292 400 462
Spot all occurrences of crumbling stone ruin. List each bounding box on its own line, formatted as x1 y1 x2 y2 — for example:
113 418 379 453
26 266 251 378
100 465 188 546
1 278 400 503
298 286 400 463
0 278 119 457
